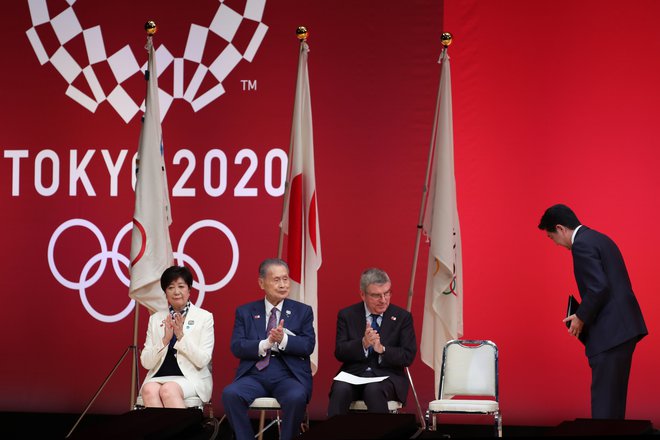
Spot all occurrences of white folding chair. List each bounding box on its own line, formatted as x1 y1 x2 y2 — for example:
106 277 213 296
249 397 282 440
426 339 502 437
134 395 204 409
349 400 403 413
135 394 214 416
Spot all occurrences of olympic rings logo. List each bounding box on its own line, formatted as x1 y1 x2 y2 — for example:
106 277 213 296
48 218 239 323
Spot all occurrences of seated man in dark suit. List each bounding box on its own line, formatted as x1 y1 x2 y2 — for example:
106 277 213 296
327 267 417 417
222 258 315 440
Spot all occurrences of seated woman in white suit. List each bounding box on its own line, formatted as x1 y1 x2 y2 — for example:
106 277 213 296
140 265 215 408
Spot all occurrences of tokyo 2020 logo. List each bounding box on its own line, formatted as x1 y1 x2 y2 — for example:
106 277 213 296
25 0 268 122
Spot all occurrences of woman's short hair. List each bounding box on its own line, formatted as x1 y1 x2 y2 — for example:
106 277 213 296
160 265 193 291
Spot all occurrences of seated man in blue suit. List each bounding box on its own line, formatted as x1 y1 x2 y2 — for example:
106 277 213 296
222 258 315 440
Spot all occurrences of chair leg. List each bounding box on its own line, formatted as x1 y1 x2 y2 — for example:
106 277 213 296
301 411 309 433
258 410 266 440
494 411 502 437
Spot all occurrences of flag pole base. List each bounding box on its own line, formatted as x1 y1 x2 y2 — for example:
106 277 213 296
65 345 139 438
406 366 426 430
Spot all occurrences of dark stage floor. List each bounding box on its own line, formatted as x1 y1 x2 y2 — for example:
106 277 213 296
2 411 657 440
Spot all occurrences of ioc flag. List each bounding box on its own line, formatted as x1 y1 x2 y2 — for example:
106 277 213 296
280 40 321 374
420 47 464 397
128 36 174 314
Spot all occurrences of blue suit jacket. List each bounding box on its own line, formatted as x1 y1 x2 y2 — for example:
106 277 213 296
229 297 315 401
572 226 647 357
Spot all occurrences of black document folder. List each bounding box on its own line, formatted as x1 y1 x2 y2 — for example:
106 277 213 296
566 295 580 328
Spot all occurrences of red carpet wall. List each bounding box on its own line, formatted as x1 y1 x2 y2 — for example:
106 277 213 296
445 0 659 426
1 0 657 427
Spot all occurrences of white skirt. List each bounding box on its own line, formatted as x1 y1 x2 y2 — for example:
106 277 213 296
142 375 197 399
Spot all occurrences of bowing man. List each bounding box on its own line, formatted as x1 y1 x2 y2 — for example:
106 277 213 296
538 204 647 419
222 258 315 440
327 267 417 417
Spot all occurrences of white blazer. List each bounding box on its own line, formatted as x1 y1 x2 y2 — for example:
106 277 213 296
140 304 215 402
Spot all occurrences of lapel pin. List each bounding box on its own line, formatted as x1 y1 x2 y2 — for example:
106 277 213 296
254 314 261 319
285 310 291 316
391 316 397 321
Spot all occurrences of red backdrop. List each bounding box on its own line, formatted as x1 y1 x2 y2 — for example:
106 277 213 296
1 0 657 428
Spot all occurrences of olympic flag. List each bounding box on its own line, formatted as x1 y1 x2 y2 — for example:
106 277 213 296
280 40 321 374
420 47 464 397
128 36 173 314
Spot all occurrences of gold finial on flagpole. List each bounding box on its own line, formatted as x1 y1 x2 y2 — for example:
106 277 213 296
145 20 158 36
441 32 453 47
296 26 308 41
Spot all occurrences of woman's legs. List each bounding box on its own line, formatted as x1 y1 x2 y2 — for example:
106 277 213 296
141 381 185 408
141 382 164 407
159 382 186 408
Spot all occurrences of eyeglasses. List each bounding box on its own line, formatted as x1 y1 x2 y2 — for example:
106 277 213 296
366 291 392 300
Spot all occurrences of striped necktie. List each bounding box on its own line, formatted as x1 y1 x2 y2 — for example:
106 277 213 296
255 308 278 370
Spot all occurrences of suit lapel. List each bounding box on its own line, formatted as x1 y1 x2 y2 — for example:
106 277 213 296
380 306 399 338
182 304 197 335
281 299 292 326
353 302 368 337
250 300 266 338
380 307 391 335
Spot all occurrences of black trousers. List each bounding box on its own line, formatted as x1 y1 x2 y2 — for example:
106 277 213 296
327 372 396 418
588 338 637 419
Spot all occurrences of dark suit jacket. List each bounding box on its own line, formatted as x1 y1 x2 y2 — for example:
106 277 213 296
334 302 417 403
229 297 315 401
572 226 647 358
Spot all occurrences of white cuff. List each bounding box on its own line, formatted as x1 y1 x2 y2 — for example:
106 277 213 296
258 339 273 356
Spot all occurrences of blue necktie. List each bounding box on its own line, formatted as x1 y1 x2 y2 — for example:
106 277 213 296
368 314 381 355
371 314 381 333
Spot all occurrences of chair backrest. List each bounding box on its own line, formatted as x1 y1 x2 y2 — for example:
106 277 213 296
439 339 498 400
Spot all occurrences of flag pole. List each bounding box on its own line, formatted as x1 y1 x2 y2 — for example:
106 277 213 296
130 302 140 408
405 80 441 312
128 19 160 409
404 33 454 431
406 34 453 312
404 36 451 427
403 75 439 426
278 27 309 257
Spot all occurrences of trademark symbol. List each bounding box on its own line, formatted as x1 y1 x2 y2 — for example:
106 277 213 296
241 80 257 91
